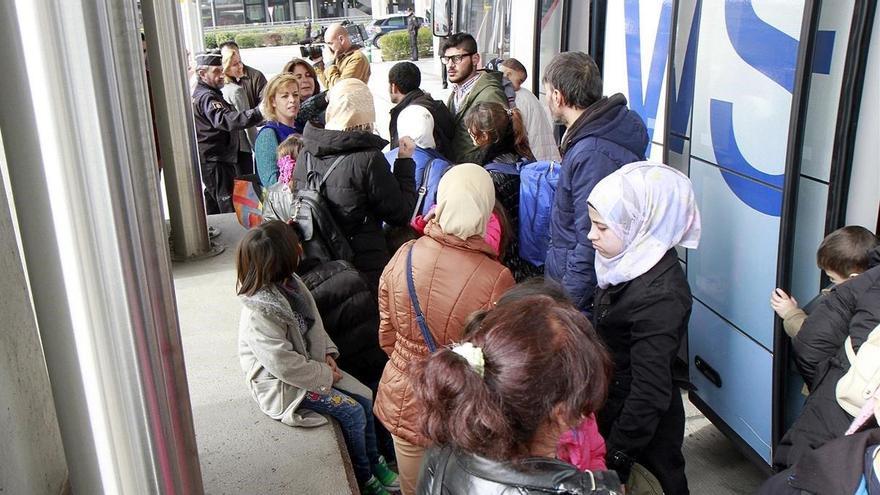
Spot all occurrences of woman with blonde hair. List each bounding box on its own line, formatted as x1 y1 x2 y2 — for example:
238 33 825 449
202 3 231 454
220 47 257 175
254 73 302 186
283 58 326 129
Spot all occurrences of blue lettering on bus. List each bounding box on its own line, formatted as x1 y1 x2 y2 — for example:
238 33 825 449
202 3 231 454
623 0 673 156
622 0 834 216
708 0 835 217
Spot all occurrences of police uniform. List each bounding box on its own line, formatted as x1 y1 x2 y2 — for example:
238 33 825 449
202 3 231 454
192 51 263 214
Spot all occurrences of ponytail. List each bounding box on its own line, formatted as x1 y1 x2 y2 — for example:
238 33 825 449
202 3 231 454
508 108 534 162
412 348 513 457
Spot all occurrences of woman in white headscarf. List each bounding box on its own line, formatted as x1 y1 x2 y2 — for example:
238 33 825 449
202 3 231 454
374 163 515 495
586 161 701 495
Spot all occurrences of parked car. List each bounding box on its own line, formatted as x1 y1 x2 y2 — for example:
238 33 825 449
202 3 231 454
366 14 427 47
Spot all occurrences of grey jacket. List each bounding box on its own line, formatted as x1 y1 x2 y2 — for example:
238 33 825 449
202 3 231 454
237 276 340 427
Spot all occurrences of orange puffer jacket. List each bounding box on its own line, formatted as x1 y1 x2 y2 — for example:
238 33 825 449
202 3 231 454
373 221 515 445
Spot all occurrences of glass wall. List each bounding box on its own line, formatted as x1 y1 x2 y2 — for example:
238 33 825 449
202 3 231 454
268 0 292 22
244 0 266 23
214 0 246 26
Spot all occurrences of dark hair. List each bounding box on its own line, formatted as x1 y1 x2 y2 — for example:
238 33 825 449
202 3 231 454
542 52 602 110
413 297 611 461
389 61 421 94
464 102 535 162
236 221 301 296
497 277 570 306
462 278 570 339
441 32 478 55
219 40 240 51
817 225 879 276
501 58 527 80
282 57 321 94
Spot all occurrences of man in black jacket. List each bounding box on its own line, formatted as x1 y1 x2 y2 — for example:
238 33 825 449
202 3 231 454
191 50 263 213
388 61 454 154
774 246 880 468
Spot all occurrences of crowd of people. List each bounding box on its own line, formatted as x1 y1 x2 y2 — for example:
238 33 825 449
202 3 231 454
185 22 880 495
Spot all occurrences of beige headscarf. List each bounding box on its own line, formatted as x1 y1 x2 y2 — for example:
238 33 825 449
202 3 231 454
325 78 376 131
433 163 495 240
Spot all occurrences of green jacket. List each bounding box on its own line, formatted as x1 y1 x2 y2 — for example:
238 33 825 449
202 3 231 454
446 71 508 163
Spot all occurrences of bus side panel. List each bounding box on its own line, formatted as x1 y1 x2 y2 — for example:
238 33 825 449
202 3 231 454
602 0 672 162
689 300 773 462
845 10 880 230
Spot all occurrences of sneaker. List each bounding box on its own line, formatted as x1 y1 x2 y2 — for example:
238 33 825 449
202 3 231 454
362 475 391 495
372 456 400 490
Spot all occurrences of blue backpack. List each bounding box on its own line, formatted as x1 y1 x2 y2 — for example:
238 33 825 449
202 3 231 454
518 160 560 266
385 147 453 221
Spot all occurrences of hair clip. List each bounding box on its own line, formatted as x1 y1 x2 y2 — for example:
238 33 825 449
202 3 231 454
451 342 484 377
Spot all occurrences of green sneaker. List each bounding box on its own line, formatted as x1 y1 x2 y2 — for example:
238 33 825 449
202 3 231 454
372 456 400 490
362 475 391 495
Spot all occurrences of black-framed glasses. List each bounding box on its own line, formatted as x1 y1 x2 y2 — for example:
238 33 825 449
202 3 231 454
440 52 475 65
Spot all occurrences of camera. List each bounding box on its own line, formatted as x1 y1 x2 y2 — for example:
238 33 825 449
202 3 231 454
300 44 323 60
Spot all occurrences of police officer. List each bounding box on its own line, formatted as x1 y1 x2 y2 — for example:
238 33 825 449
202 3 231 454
192 50 263 214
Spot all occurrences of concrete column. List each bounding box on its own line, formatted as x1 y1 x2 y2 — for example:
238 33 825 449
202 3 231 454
2 0 204 492
0 140 68 495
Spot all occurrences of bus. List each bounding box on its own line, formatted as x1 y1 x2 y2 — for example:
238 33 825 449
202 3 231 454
433 0 880 469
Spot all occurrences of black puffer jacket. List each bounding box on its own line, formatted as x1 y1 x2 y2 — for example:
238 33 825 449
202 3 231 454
299 260 387 385
593 249 690 488
417 446 621 494
295 124 416 287
774 246 880 468
792 246 880 387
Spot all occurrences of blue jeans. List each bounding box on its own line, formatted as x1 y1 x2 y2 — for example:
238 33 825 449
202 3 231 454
300 388 380 484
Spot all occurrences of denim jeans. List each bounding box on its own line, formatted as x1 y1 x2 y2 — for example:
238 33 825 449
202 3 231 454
300 388 380 484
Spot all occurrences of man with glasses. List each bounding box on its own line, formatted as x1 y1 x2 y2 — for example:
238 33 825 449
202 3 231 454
441 33 508 163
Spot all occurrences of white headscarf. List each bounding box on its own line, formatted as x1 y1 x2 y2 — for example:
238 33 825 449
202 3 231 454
434 163 495 240
397 105 436 149
588 162 701 288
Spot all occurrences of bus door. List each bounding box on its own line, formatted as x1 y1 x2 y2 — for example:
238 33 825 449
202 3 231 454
601 0 875 467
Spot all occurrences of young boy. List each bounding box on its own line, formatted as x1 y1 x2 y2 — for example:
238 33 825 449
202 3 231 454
771 225 879 337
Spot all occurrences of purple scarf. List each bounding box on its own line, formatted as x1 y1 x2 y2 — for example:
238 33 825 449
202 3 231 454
262 120 303 142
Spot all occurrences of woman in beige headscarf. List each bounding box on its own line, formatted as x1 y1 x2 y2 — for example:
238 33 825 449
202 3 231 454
373 164 516 495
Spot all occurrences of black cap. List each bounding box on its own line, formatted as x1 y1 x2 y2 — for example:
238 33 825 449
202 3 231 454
195 49 222 67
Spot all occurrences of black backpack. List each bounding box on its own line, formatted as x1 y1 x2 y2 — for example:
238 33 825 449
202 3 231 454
264 153 354 266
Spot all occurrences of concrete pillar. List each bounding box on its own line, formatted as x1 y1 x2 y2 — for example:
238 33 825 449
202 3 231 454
0 139 68 495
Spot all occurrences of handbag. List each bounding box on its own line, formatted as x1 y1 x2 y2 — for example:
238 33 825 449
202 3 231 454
406 245 437 352
232 174 264 229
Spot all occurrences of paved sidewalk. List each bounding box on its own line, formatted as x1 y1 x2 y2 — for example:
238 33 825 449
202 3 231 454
174 214 356 495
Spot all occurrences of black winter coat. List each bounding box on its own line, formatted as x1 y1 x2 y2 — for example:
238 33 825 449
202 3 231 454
760 428 880 494
295 124 416 286
417 446 622 494
793 246 880 387
774 247 880 468
192 80 264 164
388 89 454 155
299 260 387 385
593 249 691 479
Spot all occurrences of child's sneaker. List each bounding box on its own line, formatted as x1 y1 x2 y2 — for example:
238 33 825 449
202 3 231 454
362 475 391 495
372 455 400 490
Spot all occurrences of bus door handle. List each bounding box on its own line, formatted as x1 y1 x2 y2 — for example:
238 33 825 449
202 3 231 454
694 355 722 388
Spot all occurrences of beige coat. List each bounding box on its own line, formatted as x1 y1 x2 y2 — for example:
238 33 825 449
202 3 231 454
373 223 515 445
238 275 369 427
